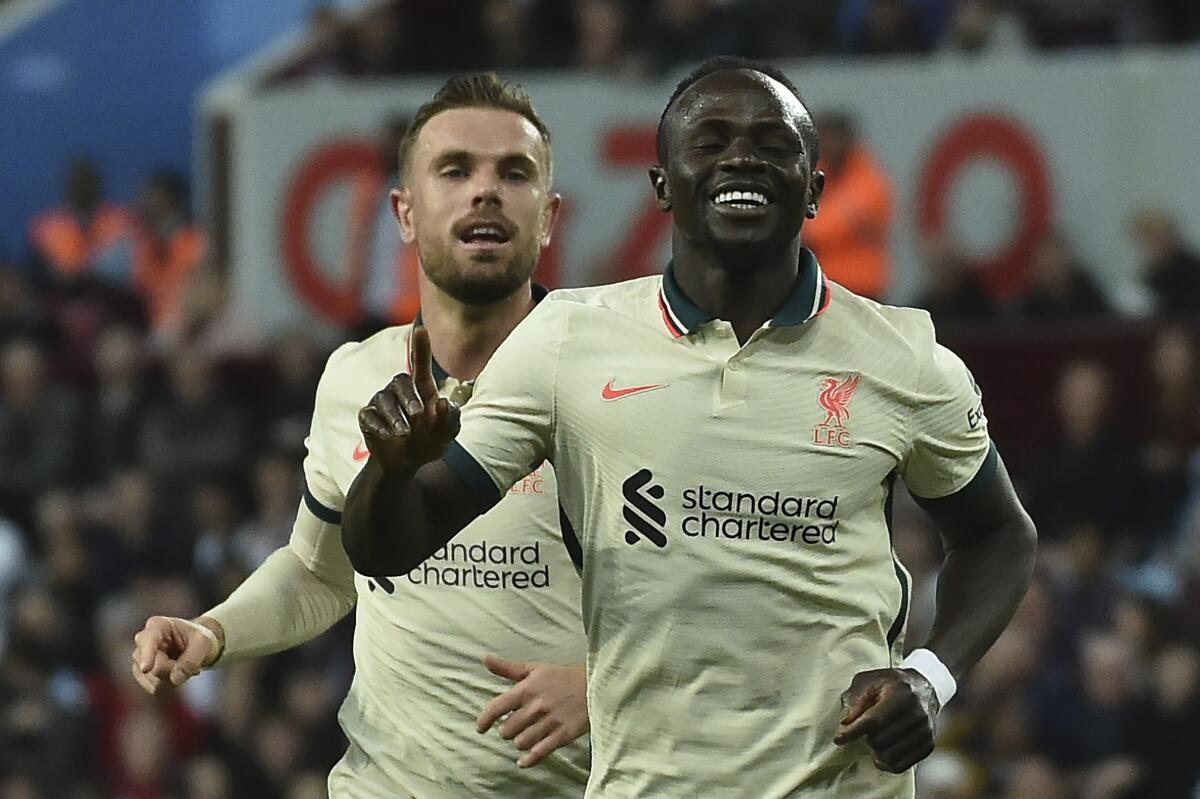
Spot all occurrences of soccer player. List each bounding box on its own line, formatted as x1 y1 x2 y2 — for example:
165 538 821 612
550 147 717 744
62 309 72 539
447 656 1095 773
342 57 1037 798
130 74 593 798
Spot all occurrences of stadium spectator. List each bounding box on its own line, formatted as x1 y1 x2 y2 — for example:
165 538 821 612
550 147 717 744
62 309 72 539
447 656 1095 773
836 0 937 55
803 112 893 299
303 5 360 78
914 237 995 325
575 0 639 75
1011 230 1113 320
0 267 55 347
138 345 245 491
937 0 1031 56
84 324 157 480
1026 360 1137 544
637 0 748 75
1130 208 1200 315
0 339 80 529
131 171 206 339
28 157 132 287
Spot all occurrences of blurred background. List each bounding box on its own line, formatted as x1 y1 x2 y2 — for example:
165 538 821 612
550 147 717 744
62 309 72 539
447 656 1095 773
2 0 1200 797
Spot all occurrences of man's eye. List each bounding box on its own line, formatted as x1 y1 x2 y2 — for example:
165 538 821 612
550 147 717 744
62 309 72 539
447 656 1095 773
440 167 467 179
692 141 724 151
504 170 530 182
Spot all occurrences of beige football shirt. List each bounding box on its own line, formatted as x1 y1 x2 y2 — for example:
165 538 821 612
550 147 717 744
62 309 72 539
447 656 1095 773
446 249 995 798
303 323 589 798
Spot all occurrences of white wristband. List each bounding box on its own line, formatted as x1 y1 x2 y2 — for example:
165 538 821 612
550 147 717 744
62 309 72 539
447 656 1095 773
191 620 222 669
899 648 956 709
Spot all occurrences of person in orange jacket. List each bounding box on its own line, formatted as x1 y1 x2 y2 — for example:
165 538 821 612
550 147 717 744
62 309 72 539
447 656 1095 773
29 158 133 285
803 112 894 300
131 172 206 337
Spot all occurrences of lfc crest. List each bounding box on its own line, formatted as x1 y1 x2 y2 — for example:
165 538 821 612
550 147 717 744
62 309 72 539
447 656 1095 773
814 372 861 448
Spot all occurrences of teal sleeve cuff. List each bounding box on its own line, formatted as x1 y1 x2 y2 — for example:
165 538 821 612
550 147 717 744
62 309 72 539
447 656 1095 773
443 441 502 511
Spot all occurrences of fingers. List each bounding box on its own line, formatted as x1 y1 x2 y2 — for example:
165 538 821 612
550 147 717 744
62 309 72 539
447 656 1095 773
867 710 930 752
130 660 163 695
498 700 546 741
483 654 532 683
513 716 558 755
518 728 570 768
834 687 883 744
410 327 438 404
432 397 461 441
375 383 412 435
874 736 935 773
132 618 169 673
477 686 525 734
170 627 216 686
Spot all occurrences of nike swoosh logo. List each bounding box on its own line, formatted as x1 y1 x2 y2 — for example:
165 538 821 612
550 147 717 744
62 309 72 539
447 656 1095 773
602 378 667 401
352 443 370 461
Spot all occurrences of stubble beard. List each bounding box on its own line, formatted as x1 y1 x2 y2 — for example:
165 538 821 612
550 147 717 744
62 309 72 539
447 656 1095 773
417 233 541 306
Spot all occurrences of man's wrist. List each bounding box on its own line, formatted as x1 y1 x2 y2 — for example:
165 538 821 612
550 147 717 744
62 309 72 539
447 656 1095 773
192 616 226 668
899 648 957 709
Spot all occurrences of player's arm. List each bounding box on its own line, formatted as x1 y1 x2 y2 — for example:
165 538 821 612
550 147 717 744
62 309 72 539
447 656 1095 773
132 502 357 694
341 327 484 576
343 304 561 577
835 339 1036 773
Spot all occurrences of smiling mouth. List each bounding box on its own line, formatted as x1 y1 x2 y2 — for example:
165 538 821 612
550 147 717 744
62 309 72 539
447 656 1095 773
710 189 773 210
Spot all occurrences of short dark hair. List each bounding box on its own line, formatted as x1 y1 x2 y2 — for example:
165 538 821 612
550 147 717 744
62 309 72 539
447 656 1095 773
397 72 553 185
656 56 820 172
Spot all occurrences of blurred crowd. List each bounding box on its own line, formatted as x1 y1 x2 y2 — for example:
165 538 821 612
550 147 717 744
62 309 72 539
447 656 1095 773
5 56 1200 799
273 0 1200 84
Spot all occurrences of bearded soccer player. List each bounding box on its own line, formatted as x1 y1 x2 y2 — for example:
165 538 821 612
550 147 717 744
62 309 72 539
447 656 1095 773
343 57 1037 797
131 74 592 798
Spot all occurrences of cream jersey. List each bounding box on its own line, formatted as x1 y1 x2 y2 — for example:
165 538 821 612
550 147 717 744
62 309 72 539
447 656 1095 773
303 323 589 798
445 250 995 798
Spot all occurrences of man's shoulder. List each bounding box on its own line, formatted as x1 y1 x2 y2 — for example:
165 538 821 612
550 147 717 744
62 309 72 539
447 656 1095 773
824 282 936 358
541 276 662 323
318 323 412 406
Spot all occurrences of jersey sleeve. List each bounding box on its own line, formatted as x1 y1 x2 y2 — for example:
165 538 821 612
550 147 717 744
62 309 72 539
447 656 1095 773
900 338 995 500
301 344 355 522
443 298 565 508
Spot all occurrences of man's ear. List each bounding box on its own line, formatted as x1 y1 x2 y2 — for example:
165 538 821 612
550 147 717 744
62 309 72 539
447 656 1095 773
539 193 563 248
391 187 416 243
648 166 671 212
805 171 826 219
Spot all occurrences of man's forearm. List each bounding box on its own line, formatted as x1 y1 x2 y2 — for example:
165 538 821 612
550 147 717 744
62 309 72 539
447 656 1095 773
206 547 356 663
342 459 458 576
922 513 1037 680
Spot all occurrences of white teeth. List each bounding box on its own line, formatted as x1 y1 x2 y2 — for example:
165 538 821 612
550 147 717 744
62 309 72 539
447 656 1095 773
713 190 769 206
467 226 503 238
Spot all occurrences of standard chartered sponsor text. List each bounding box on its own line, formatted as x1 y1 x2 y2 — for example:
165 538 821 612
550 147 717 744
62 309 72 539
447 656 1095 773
681 485 841 544
406 540 550 589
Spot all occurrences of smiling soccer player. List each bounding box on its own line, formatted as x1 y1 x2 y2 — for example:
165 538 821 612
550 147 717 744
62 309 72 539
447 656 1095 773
343 57 1037 798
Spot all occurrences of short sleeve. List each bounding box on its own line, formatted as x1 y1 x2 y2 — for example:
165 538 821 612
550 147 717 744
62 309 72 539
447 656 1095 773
301 345 353 524
444 298 564 508
900 340 994 500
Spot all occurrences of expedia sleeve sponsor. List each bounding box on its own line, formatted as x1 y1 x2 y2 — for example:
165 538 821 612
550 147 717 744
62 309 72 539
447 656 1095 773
902 342 992 499
680 486 842 544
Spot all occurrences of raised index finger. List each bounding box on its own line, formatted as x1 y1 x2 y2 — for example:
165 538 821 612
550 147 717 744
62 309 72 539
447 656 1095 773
410 326 438 404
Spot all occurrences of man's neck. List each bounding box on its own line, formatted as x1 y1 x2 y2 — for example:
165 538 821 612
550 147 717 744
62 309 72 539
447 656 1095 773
671 233 803 342
417 282 535 381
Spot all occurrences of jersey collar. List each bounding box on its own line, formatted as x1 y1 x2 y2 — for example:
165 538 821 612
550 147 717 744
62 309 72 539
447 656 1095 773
407 283 550 383
657 247 831 338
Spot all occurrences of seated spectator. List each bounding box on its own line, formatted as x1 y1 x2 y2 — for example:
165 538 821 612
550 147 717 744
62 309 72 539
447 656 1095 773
139 346 245 491
131 172 206 339
836 0 935 55
937 0 1031 56
28 158 132 288
637 0 747 75
84 324 158 481
804 112 894 299
1129 208 1200 315
1026 360 1138 544
574 0 640 76
0 267 55 347
230 452 301 571
0 340 79 529
1012 230 1113 320
914 237 995 326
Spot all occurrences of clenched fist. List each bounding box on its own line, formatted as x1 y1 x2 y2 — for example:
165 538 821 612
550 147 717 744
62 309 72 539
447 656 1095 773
358 327 461 474
131 616 224 695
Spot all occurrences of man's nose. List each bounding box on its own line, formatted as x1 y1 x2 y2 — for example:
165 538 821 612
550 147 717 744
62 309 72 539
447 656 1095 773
471 177 502 208
717 139 767 173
